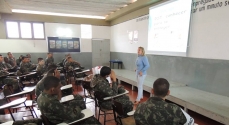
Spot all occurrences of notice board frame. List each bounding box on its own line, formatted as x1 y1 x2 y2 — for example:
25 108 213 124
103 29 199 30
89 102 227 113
47 37 81 52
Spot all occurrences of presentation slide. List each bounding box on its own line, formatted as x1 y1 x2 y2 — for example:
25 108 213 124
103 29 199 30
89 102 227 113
148 0 192 54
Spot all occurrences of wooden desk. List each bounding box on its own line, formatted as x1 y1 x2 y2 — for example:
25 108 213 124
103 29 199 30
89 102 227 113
0 97 27 121
60 95 74 103
0 121 14 125
127 110 135 116
61 84 72 90
75 78 84 81
75 69 90 74
57 109 94 125
6 87 35 98
104 90 129 100
19 72 37 78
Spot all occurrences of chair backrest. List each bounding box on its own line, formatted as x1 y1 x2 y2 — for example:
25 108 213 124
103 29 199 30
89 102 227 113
40 115 50 125
112 100 125 117
82 81 93 91
40 115 55 125
94 91 105 107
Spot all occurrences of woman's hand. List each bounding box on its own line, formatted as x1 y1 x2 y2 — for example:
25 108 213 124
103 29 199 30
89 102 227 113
139 71 142 76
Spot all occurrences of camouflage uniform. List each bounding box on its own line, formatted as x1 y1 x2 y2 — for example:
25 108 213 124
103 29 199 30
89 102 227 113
37 92 101 124
35 74 67 98
5 63 12 69
0 62 8 69
0 67 19 94
65 61 80 71
36 64 46 76
8 57 16 67
45 57 54 67
91 74 133 114
134 97 187 125
20 62 36 74
62 58 67 66
16 59 21 67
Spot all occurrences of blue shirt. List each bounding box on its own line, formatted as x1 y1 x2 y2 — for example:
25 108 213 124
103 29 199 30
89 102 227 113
136 55 150 75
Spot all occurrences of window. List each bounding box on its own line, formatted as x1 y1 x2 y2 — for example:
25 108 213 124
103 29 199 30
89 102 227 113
6 22 19 38
81 24 92 39
20 22 32 38
6 21 45 39
33 23 45 38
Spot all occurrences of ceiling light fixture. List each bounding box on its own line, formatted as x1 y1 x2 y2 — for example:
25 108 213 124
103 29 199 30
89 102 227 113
12 9 105 19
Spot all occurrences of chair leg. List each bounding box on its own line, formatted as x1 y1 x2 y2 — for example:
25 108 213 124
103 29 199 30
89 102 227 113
113 110 117 124
119 117 123 125
95 104 97 117
32 107 38 118
104 112 106 125
98 109 101 121
28 107 35 118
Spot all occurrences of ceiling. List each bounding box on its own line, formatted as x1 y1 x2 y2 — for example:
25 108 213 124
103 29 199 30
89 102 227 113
5 0 136 17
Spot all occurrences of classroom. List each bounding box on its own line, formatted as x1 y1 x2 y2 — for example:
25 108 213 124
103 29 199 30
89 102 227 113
0 0 229 125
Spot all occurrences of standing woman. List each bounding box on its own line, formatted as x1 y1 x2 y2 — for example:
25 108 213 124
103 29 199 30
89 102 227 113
135 47 150 104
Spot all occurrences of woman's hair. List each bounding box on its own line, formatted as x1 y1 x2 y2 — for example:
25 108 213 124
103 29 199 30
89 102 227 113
138 47 145 56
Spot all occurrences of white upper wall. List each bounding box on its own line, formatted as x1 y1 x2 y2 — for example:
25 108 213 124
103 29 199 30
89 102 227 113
111 15 148 54
45 23 81 37
0 39 47 53
111 0 229 60
92 26 110 39
0 23 110 53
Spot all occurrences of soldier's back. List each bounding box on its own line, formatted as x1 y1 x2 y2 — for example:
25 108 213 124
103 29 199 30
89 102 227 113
134 97 186 125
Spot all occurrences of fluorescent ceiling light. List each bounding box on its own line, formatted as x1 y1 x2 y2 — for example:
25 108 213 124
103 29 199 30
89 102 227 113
12 9 105 19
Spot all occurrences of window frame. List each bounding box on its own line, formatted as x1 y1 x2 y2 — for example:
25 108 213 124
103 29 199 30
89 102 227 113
5 20 45 40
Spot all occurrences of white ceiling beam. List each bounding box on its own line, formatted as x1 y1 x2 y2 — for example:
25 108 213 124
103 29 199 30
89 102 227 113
0 0 12 13
106 0 162 21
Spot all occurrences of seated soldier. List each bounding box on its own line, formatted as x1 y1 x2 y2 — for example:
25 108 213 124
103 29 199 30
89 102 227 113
16 55 23 67
0 56 11 70
4 57 13 69
0 54 20 95
92 66 111 83
134 78 194 125
62 54 70 66
37 76 101 125
36 58 46 76
7 52 16 68
19 56 36 74
26 53 32 63
35 64 66 98
91 66 133 114
45 53 54 68
64 57 82 71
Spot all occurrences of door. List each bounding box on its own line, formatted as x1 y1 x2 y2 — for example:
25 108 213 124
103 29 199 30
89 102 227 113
92 39 110 67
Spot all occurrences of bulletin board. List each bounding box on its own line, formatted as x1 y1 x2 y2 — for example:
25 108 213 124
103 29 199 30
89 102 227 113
47 37 80 52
